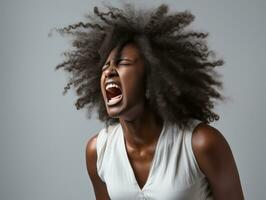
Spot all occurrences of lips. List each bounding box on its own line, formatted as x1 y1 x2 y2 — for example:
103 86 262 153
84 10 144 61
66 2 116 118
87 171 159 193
104 79 123 106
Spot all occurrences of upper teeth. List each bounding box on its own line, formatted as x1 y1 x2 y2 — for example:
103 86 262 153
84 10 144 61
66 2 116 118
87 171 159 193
105 83 121 90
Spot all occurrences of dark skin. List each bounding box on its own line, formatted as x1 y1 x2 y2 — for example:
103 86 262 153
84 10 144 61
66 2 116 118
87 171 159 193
86 43 244 200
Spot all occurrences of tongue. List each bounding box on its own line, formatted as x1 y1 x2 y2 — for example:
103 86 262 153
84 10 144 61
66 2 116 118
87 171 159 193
106 87 122 99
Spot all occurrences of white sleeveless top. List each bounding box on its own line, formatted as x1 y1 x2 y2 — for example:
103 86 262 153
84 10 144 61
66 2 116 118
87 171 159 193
96 120 213 200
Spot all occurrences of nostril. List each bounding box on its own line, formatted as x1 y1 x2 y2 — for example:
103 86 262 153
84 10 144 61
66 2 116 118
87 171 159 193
105 68 117 78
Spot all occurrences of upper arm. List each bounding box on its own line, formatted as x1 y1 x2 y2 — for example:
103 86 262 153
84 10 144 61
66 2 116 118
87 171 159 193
85 134 110 200
192 123 244 200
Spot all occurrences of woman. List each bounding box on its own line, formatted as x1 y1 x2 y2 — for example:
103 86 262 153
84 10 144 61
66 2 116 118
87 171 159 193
55 4 244 200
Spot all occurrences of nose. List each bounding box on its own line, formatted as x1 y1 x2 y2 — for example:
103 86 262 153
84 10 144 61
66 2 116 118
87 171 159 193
103 65 118 78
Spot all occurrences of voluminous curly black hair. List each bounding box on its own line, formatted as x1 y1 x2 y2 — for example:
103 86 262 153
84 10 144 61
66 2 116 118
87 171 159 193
54 4 224 130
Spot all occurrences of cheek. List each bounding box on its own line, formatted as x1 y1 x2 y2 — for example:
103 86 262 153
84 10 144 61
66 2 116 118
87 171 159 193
100 75 105 94
121 70 145 96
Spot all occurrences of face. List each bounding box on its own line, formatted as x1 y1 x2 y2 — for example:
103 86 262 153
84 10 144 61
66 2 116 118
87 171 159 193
100 43 146 120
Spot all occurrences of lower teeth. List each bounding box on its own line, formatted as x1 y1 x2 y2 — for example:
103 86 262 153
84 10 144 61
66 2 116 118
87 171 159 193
108 94 122 105
111 95 121 100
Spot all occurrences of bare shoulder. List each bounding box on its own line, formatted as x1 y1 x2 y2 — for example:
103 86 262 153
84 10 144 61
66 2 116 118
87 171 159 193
86 133 99 158
191 123 228 154
191 122 232 171
191 123 244 199
85 133 110 199
85 133 99 179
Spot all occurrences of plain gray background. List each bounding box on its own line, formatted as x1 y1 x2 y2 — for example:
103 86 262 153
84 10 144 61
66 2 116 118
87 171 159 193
0 0 265 199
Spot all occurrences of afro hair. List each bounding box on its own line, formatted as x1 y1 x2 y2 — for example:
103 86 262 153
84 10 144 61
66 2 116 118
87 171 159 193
54 4 224 130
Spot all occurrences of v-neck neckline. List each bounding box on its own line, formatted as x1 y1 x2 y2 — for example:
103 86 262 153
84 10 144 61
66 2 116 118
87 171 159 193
119 121 166 192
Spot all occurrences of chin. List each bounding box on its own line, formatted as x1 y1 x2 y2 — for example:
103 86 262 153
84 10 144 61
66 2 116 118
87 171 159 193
105 103 124 118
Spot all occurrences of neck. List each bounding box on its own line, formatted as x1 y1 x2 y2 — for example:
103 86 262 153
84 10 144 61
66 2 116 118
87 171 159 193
119 107 164 150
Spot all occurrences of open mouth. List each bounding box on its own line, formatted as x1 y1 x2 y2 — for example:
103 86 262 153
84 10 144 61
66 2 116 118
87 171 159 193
105 82 123 106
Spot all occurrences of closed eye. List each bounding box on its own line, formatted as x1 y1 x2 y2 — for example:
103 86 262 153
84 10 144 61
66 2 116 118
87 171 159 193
102 64 109 71
118 61 131 65
117 58 132 66
101 58 133 71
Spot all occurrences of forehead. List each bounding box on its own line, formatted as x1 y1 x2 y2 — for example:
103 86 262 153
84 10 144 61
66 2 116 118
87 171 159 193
107 43 141 60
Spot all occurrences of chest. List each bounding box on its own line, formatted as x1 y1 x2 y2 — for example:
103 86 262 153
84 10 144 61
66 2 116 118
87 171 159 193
101 127 211 200
126 145 156 189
